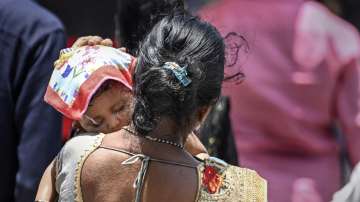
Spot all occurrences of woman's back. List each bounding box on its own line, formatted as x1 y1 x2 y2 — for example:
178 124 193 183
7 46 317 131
80 131 199 202
74 131 266 202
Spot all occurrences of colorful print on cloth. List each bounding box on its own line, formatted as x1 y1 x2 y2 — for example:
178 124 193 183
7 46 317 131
45 45 135 120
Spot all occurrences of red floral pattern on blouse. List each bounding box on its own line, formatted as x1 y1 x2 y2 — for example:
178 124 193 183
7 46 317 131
202 165 223 194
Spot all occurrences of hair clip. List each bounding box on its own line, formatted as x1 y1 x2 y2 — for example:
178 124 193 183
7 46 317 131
162 62 192 87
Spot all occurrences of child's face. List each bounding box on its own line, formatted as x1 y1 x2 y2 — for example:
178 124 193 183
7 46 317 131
78 85 133 134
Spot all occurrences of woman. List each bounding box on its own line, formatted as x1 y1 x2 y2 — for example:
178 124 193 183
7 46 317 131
64 13 267 202
35 43 208 201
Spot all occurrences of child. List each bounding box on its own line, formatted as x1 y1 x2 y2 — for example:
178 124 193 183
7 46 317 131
36 44 136 201
36 39 208 201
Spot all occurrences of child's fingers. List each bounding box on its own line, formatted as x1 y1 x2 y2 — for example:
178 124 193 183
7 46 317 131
118 47 127 52
100 38 113 47
72 36 94 48
73 36 105 48
88 36 103 46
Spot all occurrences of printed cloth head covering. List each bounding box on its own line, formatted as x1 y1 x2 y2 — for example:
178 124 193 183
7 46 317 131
44 45 136 120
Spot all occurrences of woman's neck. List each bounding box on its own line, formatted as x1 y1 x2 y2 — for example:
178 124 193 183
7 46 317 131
132 118 189 146
104 129 199 166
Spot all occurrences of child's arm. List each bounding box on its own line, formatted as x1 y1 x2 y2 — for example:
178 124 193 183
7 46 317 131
35 160 57 202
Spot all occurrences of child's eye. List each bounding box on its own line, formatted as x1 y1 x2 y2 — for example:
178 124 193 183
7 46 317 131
90 122 102 128
84 115 103 128
85 116 103 128
87 119 103 128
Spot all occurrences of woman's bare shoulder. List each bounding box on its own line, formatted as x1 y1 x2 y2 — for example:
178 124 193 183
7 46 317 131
80 141 137 202
81 131 139 182
56 133 104 174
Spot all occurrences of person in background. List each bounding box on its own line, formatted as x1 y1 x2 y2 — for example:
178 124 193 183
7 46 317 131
332 162 360 202
342 0 360 31
185 0 213 13
115 0 184 55
0 0 65 201
200 0 360 201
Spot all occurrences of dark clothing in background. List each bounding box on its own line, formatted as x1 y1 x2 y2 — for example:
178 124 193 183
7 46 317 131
199 97 238 165
0 0 65 201
185 0 213 13
38 0 117 38
37 0 207 39
343 0 360 31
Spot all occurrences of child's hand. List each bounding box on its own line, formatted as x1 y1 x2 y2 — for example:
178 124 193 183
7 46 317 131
72 36 113 49
72 36 128 53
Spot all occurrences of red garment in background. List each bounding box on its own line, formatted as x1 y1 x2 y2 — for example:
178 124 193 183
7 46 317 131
200 0 360 201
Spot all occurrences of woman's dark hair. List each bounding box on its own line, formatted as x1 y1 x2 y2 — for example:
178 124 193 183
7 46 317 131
115 0 184 55
133 13 225 135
